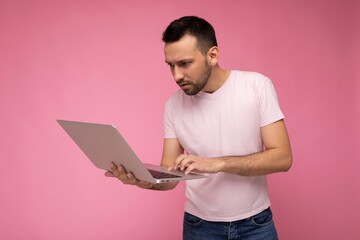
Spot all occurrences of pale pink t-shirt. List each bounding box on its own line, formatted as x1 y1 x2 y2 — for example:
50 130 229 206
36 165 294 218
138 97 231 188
164 70 284 222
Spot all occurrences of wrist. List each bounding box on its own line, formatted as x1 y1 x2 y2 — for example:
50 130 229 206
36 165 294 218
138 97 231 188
215 157 226 173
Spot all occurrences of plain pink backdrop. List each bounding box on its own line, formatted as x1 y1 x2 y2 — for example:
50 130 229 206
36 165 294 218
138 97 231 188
0 0 359 239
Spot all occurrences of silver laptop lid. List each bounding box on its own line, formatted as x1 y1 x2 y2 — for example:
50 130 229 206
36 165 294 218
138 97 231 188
57 120 206 183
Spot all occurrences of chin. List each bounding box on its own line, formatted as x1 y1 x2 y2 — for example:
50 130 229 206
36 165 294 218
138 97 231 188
184 89 200 95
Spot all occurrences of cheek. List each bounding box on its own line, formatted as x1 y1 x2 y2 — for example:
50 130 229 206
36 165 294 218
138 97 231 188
187 65 203 78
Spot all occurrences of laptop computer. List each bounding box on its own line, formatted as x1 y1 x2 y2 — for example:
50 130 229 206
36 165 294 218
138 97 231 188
57 120 206 183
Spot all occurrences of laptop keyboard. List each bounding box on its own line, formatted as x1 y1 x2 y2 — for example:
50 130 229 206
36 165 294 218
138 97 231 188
147 169 181 179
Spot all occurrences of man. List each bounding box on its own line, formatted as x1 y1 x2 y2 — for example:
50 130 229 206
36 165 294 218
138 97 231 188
105 16 292 240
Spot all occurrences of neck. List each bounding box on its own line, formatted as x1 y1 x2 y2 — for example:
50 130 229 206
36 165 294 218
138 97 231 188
202 65 231 93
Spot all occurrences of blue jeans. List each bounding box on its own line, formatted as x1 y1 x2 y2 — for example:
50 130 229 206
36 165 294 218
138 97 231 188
183 208 278 240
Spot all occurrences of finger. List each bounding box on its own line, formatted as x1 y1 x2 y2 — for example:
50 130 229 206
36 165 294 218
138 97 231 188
111 164 131 183
126 172 138 185
185 163 197 175
110 165 123 177
105 171 115 177
167 164 174 171
110 162 118 171
174 154 186 170
179 158 194 171
118 167 134 184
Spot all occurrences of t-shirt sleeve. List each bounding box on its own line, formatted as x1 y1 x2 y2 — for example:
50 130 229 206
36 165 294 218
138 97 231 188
258 77 285 127
163 98 177 138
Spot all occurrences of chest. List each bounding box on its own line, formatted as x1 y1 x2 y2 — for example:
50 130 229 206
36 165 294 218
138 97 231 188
173 91 261 156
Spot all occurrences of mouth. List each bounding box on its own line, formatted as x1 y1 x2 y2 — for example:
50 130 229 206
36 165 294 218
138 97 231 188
177 81 191 88
179 83 191 90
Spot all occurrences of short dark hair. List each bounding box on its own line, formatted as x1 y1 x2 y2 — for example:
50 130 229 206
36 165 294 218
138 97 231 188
162 16 218 55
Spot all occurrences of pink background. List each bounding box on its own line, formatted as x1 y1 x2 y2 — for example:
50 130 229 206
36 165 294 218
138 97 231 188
0 0 359 239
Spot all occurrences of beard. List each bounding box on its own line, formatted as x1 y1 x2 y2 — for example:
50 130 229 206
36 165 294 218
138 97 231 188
177 61 212 95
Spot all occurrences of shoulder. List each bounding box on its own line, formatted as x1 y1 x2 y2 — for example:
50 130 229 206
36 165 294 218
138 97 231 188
231 70 272 92
232 70 271 83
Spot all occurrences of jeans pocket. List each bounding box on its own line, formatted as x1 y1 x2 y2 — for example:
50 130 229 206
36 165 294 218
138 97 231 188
184 212 203 226
251 208 274 227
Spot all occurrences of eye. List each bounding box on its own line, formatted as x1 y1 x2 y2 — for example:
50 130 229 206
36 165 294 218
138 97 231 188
180 61 191 67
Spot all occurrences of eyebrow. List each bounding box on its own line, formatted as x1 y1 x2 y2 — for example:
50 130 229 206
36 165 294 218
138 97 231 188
165 58 193 65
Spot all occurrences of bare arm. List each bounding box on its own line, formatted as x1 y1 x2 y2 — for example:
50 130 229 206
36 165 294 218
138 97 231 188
105 138 184 190
152 138 184 190
170 120 292 176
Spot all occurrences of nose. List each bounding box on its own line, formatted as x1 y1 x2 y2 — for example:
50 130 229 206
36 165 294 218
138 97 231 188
172 65 184 82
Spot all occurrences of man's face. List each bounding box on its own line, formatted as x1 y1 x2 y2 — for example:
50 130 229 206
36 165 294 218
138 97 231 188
164 35 211 95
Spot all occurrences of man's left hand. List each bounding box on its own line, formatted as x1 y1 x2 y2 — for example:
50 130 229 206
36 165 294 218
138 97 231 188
169 154 224 174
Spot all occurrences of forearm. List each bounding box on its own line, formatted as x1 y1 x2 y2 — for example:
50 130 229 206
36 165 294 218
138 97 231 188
217 148 292 176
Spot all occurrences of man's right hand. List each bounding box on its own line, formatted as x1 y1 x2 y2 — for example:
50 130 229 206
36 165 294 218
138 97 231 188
105 162 154 189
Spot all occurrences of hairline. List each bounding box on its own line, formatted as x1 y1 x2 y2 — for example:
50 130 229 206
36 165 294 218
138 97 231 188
168 33 212 56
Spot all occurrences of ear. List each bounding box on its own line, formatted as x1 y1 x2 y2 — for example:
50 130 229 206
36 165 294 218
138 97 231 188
207 46 219 66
